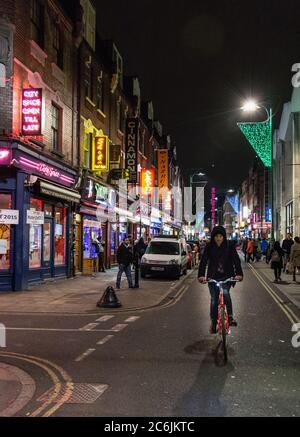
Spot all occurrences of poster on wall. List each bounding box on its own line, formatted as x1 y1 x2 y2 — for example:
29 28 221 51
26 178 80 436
0 239 7 255
0 209 19 224
26 210 45 225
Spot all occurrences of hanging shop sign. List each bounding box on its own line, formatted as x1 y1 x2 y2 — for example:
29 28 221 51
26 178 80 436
92 136 109 171
157 149 169 194
141 168 155 196
125 118 139 183
0 209 19 224
21 88 42 136
164 190 172 211
110 144 121 164
84 178 109 204
211 187 216 228
26 210 44 225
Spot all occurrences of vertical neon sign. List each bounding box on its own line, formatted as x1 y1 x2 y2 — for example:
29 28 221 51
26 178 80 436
21 88 42 136
211 187 216 229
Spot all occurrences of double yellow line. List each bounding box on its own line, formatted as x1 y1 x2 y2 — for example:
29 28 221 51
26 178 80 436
0 351 73 417
249 264 300 325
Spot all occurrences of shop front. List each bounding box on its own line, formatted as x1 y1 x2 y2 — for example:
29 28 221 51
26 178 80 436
0 141 80 291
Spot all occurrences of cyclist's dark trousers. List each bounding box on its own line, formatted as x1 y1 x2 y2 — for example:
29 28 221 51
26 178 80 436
208 283 233 326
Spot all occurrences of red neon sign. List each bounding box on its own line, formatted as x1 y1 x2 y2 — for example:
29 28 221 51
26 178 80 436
141 168 155 196
22 88 42 136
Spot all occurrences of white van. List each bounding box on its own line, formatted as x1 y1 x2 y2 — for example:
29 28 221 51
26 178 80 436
141 236 188 280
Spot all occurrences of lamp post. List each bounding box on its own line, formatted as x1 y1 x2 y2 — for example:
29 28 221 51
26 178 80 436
238 100 274 240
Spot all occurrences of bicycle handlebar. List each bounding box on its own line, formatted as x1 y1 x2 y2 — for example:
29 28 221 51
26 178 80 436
208 278 240 285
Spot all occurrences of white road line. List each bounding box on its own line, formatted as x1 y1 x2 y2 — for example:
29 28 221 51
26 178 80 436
75 348 96 362
124 316 140 323
111 324 128 332
5 327 115 333
79 323 99 331
97 335 114 345
96 316 115 322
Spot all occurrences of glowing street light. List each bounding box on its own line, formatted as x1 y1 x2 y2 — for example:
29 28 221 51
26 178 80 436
241 100 260 113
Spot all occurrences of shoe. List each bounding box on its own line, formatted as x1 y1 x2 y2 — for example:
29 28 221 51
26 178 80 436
278 277 282 282
274 279 278 283
229 318 238 327
129 286 134 288
210 323 217 334
116 285 120 289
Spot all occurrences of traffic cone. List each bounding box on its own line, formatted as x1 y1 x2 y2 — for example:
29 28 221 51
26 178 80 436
97 286 122 308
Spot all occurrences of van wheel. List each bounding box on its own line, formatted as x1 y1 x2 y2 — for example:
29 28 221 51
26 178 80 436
183 267 188 275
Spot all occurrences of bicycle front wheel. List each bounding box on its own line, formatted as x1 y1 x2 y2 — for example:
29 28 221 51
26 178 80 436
220 307 228 364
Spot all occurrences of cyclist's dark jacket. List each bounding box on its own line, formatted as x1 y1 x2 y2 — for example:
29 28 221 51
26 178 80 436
198 226 243 280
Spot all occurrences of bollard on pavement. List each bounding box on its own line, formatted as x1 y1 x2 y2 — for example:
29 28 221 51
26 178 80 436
97 286 122 308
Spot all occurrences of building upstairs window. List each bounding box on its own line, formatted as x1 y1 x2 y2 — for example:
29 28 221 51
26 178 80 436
51 103 61 152
80 0 96 50
53 23 64 70
84 60 93 101
83 132 93 169
30 0 44 49
96 73 104 112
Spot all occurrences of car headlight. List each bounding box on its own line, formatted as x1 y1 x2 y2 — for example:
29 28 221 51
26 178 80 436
169 259 179 265
141 257 149 264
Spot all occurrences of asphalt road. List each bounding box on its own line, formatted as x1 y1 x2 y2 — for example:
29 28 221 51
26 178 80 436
0 260 299 417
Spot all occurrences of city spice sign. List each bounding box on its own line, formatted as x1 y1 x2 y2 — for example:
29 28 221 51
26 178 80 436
21 88 42 135
125 118 139 183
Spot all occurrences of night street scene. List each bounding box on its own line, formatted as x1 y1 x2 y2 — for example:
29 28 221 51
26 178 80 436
0 0 300 424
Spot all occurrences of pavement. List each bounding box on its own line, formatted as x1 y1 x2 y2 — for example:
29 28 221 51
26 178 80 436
248 259 300 309
0 267 195 315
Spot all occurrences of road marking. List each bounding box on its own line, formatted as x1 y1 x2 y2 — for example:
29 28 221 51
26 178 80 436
80 323 99 331
249 265 300 324
5 327 117 333
96 316 115 322
111 324 128 332
75 348 96 362
97 335 114 345
125 316 140 323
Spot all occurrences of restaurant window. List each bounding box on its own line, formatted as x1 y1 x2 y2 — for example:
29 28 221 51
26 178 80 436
83 220 102 259
0 194 12 271
83 132 93 169
29 198 43 269
54 207 66 265
30 0 44 49
53 23 64 70
51 103 61 151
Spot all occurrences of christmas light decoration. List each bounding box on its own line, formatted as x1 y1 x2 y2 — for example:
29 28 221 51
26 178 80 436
238 119 272 168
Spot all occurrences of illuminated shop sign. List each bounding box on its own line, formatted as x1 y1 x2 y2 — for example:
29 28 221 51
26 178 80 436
92 136 109 171
0 148 11 165
16 155 75 187
157 149 169 194
21 88 42 136
125 118 139 183
211 187 216 228
164 190 172 211
141 168 154 196
84 178 109 204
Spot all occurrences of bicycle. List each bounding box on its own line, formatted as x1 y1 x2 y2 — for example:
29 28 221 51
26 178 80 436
208 278 240 365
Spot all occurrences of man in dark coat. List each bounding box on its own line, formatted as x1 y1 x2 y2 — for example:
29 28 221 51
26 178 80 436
116 236 134 289
282 234 294 273
133 237 147 288
198 226 243 333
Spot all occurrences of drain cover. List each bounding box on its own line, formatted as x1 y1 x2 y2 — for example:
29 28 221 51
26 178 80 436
37 383 108 404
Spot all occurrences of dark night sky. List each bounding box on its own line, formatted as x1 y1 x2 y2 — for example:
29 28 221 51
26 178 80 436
96 0 300 188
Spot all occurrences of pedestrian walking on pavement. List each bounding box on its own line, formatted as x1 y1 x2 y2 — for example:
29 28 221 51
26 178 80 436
261 237 268 261
94 235 106 272
269 241 284 283
290 237 300 282
241 237 248 262
282 234 294 273
133 237 147 288
116 236 134 289
246 238 254 263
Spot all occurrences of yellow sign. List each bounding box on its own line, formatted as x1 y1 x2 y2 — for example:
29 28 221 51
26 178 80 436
92 136 109 171
157 149 168 194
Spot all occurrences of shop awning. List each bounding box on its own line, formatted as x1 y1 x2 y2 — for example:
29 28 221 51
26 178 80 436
39 181 81 203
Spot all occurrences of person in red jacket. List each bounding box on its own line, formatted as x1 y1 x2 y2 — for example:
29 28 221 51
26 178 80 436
246 238 254 263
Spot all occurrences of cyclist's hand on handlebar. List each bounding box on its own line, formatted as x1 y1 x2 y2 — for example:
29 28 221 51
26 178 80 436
234 275 243 282
198 277 207 284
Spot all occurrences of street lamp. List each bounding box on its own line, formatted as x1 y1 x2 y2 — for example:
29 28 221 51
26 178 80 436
238 99 274 239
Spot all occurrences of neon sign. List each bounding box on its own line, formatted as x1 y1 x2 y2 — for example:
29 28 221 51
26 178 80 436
211 187 216 228
0 149 11 165
92 136 109 171
18 156 75 187
21 88 42 136
141 168 154 196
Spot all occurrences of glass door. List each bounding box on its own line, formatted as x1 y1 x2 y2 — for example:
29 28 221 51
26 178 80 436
43 219 52 268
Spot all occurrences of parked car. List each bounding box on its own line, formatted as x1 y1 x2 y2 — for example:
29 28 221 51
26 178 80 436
141 236 188 280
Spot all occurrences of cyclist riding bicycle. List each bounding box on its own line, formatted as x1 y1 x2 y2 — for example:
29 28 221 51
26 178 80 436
198 226 243 334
